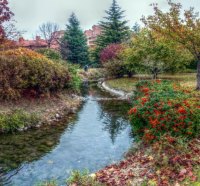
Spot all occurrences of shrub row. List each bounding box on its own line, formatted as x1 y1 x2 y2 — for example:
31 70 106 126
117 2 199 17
129 80 200 142
0 48 71 99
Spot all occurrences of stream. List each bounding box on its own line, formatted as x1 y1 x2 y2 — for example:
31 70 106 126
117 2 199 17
0 84 134 186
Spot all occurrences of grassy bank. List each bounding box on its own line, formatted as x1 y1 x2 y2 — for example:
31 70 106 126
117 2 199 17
0 48 82 133
0 91 82 133
106 73 196 93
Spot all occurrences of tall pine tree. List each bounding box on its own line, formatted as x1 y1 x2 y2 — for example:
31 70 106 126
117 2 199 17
61 13 89 66
93 0 130 64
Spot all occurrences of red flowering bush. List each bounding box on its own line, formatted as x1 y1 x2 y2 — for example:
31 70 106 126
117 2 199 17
0 48 71 99
129 80 200 142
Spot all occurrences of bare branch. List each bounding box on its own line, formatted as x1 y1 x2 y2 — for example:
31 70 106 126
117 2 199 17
38 22 59 48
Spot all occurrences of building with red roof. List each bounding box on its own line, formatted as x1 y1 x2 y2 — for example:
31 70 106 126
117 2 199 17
17 25 102 50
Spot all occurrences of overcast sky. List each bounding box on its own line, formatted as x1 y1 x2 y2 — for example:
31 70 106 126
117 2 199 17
9 0 200 39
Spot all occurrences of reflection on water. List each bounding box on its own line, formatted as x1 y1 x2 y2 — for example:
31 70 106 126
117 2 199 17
0 116 78 185
99 100 131 143
0 85 133 186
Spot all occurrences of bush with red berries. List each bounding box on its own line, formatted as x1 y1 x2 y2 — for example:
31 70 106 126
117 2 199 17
129 80 200 142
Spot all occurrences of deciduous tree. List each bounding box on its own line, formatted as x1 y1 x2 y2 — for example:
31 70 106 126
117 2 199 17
39 22 59 48
123 29 192 79
142 1 200 88
100 43 123 64
0 0 14 42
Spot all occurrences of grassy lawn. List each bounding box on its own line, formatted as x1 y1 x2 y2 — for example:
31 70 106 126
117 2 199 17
106 73 197 92
106 78 139 92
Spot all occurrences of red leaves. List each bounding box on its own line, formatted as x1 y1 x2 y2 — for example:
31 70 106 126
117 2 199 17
96 137 200 186
178 168 187 181
0 0 14 40
129 80 200 143
141 97 148 105
141 87 150 94
100 44 124 63
128 107 137 115
0 0 14 23
166 135 176 143
154 110 161 117
177 106 187 114
149 118 159 128
177 169 198 182
144 131 156 141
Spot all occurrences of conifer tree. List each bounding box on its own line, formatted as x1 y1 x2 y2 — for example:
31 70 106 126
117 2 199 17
93 0 130 64
61 13 89 66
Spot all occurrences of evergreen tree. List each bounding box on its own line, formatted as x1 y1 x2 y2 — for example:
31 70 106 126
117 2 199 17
132 22 141 34
93 0 130 64
61 13 89 66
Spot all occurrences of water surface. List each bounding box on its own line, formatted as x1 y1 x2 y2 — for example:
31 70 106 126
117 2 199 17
0 85 133 186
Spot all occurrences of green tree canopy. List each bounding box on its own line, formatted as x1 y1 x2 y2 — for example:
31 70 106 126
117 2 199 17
142 1 200 88
123 29 193 79
60 13 89 66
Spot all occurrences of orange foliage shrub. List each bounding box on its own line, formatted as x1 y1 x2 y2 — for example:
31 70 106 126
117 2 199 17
0 48 71 100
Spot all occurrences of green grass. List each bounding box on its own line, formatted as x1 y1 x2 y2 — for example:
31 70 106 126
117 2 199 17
35 180 57 186
79 68 105 81
106 73 196 92
0 109 39 133
67 170 105 186
106 78 139 92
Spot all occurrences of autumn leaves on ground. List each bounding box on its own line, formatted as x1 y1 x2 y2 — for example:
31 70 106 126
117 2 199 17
96 136 200 186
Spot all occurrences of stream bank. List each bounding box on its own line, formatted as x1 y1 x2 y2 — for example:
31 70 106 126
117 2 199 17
99 81 132 100
0 92 83 133
0 84 133 186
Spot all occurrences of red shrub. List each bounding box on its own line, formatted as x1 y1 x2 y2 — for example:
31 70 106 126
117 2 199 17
129 80 200 142
100 44 124 63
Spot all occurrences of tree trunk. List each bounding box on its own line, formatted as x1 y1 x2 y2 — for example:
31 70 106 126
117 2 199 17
153 72 158 80
152 67 158 80
128 72 133 78
196 59 200 90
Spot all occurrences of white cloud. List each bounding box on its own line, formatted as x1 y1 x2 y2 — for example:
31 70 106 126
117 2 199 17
9 0 200 39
